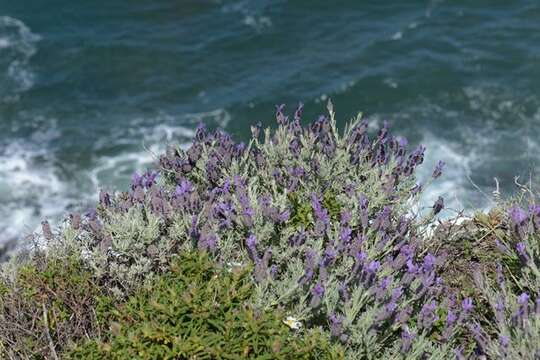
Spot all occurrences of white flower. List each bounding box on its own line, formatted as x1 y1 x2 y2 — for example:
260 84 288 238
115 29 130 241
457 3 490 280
283 316 302 330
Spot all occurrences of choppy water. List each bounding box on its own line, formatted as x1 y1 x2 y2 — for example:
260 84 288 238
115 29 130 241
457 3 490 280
1 1 540 245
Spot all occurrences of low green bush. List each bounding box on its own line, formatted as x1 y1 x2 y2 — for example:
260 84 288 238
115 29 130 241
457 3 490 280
69 252 344 359
0 252 113 359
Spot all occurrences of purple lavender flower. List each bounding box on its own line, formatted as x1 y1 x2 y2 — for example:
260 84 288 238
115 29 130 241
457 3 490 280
269 264 278 279
400 328 415 353
175 179 193 196
509 205 529 238
294 102 304 122
358 194 369 229
323 246 337 267
511 294 530 328
70 213 81 230
234 142 246 157
340 210 352 226
254 248 273 283
328 313 343 338
509 205 528 225
143 171 158 188
289 138 301 157
433 196 444 215
311 193 330 225
246 233 257 248
299 249 318 286
349 249 366 276
432 160 445 179
462 297 474 313
495 296 505 324
189 214 199 241
131 171 143 188
373 206 392 232
495 239 511 255
446 309 457 327
410 183 423 196
419 300 438 330
375 277 391 300
276 104 288 126
195 122 207 141
250 121 262 139
339 226 352 247
363 260 380 285
403 145 426 176
499 335 510 351
518 292 529 306
246 234 258 261
454 347 465 360
530 204 540 229
406 259 418 274
41 220 53 241
199 232 218 253
422 253 437 273
99 190 111 207
396 136 408 153
277 209 290 223
187 144 202 163
396 306 412 325
289 230 307 247
516 242 530 263
367 260 381 274
338 282 350 302
391 286 403 302
378 120 390 142
310 282 325 308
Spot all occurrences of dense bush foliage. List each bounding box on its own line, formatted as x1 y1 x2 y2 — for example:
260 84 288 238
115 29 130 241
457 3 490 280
70 252 344 359
0 102 538 359
466 202 540 359
0 250 113 358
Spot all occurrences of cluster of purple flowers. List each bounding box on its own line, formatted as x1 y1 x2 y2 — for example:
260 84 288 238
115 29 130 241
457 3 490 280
65 103 539 358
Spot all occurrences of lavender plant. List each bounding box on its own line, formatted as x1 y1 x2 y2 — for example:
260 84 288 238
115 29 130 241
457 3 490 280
4 102 506 358
155 102 461 357
469 202 540 359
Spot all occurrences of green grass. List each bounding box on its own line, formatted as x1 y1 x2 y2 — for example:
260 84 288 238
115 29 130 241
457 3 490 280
68 252 344 359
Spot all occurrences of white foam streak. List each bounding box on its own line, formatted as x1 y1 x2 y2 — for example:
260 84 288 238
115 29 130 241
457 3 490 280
0 111 222 247
0 16 40 102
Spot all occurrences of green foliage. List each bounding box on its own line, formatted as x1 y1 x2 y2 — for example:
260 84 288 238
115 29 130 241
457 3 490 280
322 189 342 223
0 253 113 359
287 192 314 229
69 252 344 359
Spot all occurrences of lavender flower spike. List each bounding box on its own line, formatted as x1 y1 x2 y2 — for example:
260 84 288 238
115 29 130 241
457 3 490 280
310 282 325 308
433 196 444 215
432 160 445 179
516 242 530 264
462 297 474 313
509 205 528 225
246 234 258 261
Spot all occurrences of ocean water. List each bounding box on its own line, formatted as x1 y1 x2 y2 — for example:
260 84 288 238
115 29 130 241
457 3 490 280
1 1 540 246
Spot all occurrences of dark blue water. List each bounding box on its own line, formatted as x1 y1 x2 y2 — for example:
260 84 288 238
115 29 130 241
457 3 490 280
1 0 540 243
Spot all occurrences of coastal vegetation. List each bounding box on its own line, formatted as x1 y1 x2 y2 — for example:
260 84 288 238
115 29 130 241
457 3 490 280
0 103 538 359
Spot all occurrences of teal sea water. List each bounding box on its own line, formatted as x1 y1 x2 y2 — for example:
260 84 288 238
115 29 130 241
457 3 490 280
1 1 540 245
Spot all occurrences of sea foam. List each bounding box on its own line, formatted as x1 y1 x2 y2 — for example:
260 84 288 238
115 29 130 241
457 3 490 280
0 16 40 102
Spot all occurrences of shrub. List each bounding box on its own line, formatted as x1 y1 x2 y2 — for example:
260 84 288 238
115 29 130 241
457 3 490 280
69 252 344 359
465 200 540 359
41 102 467 358
4 102 538 358
0 250 113 359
